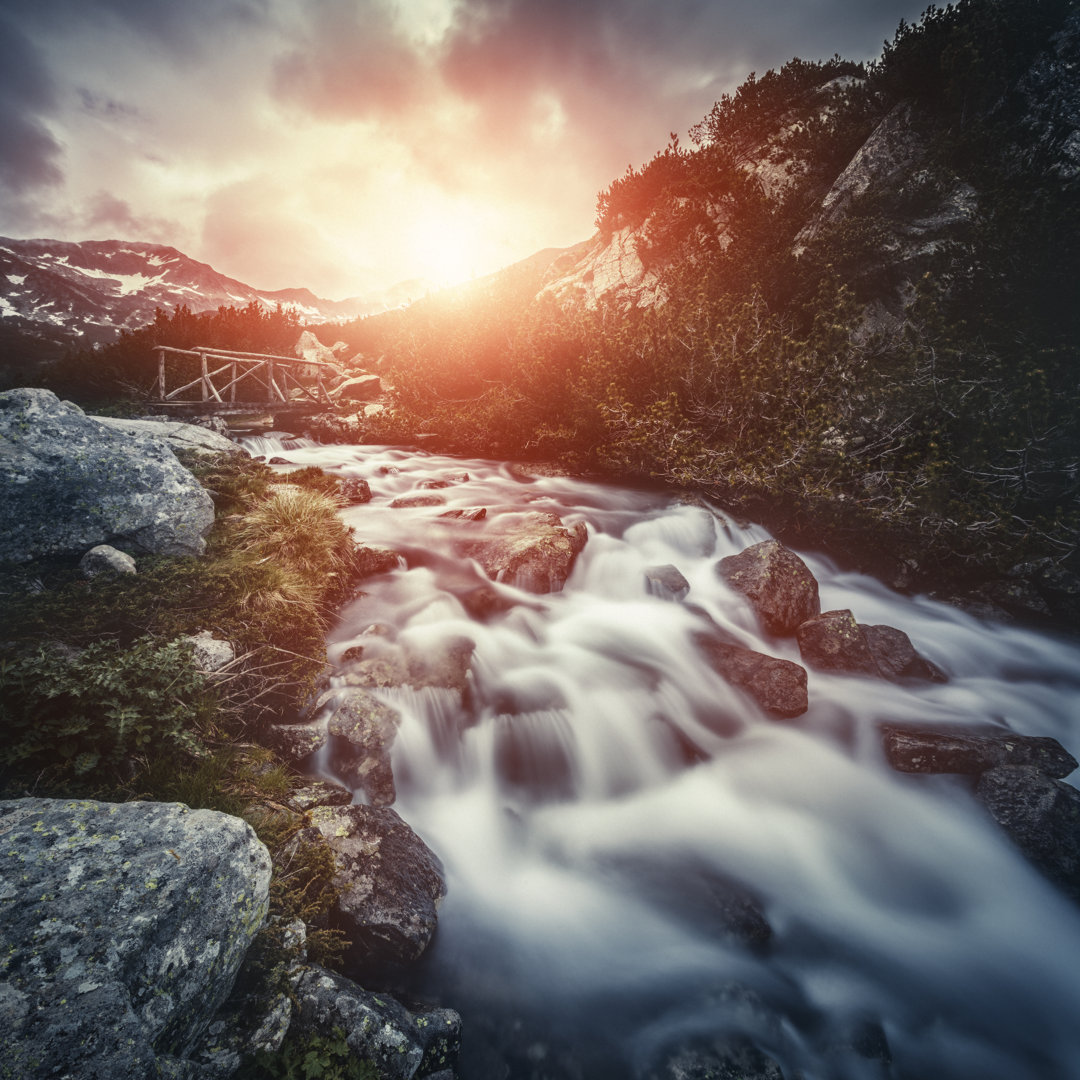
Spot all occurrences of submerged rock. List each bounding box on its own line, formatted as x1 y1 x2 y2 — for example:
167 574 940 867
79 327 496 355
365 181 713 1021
863 623 944 682
302 804 447 973
715 540 820 635
0 797 271 1079
882 725 1078 778
391 493 447 509
0 387 215 562
975 766 1080 903
696 633 809 718
460 510 588 593
645 563 691 600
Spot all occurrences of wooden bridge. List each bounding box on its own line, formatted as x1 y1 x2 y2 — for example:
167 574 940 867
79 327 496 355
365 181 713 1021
151 346 338 412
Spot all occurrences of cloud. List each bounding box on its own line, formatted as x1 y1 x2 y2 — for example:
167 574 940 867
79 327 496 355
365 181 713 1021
81 192 177 241
0 15 64 194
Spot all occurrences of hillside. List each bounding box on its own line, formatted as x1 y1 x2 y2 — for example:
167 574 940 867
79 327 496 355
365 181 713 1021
327 0 1080 605
0 236 429 368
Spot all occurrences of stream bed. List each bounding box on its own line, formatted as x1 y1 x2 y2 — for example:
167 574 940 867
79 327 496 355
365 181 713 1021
250 436 1080 1080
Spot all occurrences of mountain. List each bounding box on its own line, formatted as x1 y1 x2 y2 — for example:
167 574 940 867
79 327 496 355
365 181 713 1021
0 237 431 363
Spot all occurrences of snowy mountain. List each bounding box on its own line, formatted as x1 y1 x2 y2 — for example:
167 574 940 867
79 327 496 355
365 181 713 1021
0 237 430 362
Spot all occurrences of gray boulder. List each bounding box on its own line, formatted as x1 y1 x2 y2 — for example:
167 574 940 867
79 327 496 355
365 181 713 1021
715 540 820 636
92 415 243 456
294 964 461 1079
79 543 137 577
975 766 1080 903
0 797 271 1079
459 510 588 593
0 388 215 563
696 633 809 718
183 630 236 673
882 725 1077 778
286 779 354 813
328 689 403 806
301 804 447 973
796 609 881 676
263 719 328 763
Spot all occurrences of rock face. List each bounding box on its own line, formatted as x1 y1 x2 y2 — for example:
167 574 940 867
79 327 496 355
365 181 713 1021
328 689 403 806
460 511 588 593
975 766 1080 903
0 797 271 1079
716 540 820 635
0 388 215 563
696 634 809 718
294 965 461 1080
882 726 1078 778
303 804 447 973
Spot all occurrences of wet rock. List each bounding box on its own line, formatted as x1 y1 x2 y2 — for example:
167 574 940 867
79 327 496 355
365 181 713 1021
294 964 460 1080
407 633 475 692
349 542 402 580
79 543 137 577
0 797 271 1080
975 766 1080 902
460 510 588 593
796 609 880 676
268 456 291 465
460 583 518 619
301 805 447 973
696 633 809 718
494 711 577 800
882 725 1078 778
183 629 236 673
328 689 403 806
286 779 353 813
339 476 372 504
645 564 691 600
0 387 215 562
863 623 945 682
391 493 447 509
645 1040 785 1080
419 471 469 489
263 720 328 763
715 540 820 636
440 506 488 521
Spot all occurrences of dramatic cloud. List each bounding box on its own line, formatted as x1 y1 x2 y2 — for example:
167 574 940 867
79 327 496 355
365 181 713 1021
0 0 929 298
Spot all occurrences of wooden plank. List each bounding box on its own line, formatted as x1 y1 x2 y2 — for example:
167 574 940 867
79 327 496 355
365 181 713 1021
157 349 166 400
192 345 337 368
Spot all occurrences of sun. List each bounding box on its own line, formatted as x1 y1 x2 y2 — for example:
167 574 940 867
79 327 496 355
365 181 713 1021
404 204 494 288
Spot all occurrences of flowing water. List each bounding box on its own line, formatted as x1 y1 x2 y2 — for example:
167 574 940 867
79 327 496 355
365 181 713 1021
249 436 1080 1080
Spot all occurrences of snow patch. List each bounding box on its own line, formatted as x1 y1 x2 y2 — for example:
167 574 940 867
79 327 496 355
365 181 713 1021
0 296 17 317
7 274 26 285
75 265 167 296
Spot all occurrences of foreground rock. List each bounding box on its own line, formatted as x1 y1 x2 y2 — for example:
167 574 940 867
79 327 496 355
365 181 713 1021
460 510 588 593
882 725 1078 778
0 797 271 1079
92 415 243 456
302 804 447 974
975 766 1080 903
797 609 881 676
0 388 215 562
716 540 820 635
294 965 461 1079
696 633 809 718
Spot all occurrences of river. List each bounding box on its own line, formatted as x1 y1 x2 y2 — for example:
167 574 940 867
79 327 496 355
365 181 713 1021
248 435 1080 1080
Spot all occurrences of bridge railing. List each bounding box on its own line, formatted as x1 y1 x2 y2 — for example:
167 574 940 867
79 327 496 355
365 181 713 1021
152 346 338 407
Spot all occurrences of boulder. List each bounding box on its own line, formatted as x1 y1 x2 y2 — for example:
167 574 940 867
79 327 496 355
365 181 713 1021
328 689 403 807
419 472 469 489
715 540 820 635
862 623 944 681
294 330 340 367
339 476 372 505
79 543 137 577
263 720 328 763
645 564 691 600
0 797 271 1079
294 964 461 1079
439 506 487 521
696 633 809 718
333 374 382 402
302 805 447 973
459 511 588 593
92 415 243 457
286 779 354 813
796 609 880 676
975 766 1080 903
0 388 215 562
881 725 1077 778
350 543 402 579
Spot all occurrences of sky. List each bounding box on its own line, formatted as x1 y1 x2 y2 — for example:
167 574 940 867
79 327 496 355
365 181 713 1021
0 0 929 300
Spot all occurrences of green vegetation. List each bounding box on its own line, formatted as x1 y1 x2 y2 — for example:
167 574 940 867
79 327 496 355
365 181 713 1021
322 0 1080 584
245 1028 378 1080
